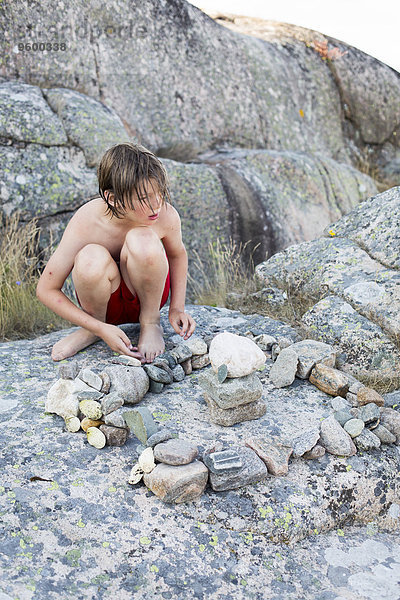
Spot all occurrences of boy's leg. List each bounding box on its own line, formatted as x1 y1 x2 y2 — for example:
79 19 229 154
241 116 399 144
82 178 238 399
51 244 121 361
120 228 169 363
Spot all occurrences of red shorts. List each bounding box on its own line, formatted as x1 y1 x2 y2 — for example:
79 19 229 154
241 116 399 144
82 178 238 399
75 260 170 325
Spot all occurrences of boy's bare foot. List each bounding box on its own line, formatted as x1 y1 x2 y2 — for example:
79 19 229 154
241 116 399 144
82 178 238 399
136 322 165 363
51 328 100 361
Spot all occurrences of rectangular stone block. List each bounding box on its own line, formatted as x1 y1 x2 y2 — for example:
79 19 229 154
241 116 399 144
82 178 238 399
204 392 266 426
209 446 268 491
198 369 262 409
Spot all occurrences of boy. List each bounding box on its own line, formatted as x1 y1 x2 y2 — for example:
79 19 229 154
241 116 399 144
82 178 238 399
36 142 196 364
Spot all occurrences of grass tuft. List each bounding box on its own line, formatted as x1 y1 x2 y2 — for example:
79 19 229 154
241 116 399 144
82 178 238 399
0 210 71 342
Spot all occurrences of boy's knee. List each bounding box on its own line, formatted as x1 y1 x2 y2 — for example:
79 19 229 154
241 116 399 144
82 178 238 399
123 229 164 261
73 244 112 278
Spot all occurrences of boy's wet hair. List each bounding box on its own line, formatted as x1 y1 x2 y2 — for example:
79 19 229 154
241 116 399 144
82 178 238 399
97 142 171 219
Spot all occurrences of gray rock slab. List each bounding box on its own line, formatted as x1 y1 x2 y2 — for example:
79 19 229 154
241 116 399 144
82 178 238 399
208 446 268 491
204 392 267 426
198 368 262 409
319 415 357 456
103 364 149 403
153 438 198 465
290 339 336 379
354 429 381 451
269 347 298 388
291 428 320 458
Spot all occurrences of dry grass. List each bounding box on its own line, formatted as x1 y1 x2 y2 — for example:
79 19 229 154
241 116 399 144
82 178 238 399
0 210 71 342
188 237 263 308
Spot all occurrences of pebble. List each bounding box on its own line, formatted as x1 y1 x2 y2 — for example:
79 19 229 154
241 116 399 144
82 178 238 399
358 403 381 425
77 368 103 391
172 364 185 381
110 355 142 367
170 344 193 364
156 351 177 369
153 439 198 465
343 418 365 438
181 358 192 375
149 380 164 393
146 428 177 447
380 408 400 443
331 396 352 412
76 390 104 401
80 417 104 432
209 331 266 378
104 407 129 429
204 392 266 426
86 426 106 449
309 364 349 397
101 392 124 416
79 399 102 420
138 447 156 473
191 354 211 369
99 371 111 393
203 449 243 474
245 437 293 476
373 424 396 444
357 387 385 407
253 334 277 351
99 424 128 446
354 428 381 451
334 410 354 426
319 415 357 456
289 339 336 379
64 416 81 432
208 446 268 491
58 359 79 380
269 347 298 388
143 364 173 384
291 429 320 458
143 461 208 503
302 444 326 459
170 334 208 355
198 369 262 410
123 407 159 444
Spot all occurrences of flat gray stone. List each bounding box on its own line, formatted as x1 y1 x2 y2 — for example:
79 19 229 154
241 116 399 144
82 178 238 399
291 429 320 458
198 368 262 409
143 461 208 503
204 392 266 426
343 418 365 438
290 339 336 379
354 428 381 451
123 407 159 444
269 347 298 388
153 439 198 465
319 415 357 456
208 446 268 491
202 449 243 474
245 437 293 476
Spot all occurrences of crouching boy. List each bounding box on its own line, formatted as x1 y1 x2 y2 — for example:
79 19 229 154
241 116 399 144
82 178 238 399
36 142 196 364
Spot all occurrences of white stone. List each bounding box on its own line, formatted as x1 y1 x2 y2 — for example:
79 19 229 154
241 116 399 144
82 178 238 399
45 378 79 418
209 331 266 378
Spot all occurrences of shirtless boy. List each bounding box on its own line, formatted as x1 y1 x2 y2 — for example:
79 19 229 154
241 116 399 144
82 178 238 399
36 142 196 364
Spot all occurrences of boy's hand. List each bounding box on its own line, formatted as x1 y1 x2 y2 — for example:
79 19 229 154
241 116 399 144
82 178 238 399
169 308 196 340
98 323 144 360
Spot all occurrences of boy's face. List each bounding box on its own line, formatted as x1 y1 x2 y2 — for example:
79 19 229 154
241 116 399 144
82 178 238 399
107 178 163 225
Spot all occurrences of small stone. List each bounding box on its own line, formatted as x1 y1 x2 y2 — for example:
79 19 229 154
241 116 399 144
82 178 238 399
343 418 365 438
79 399 102 420
319 415 357 456
101 392 124 416
80 417 104 432
86 426 106 449
153 439 198 465
104 407 129 429
346 392 359 407
76 390 104 401
146 428 177 447
383 391 400 408
143 461 208 503
110 355 142 367
172 364 185 382
353 428 381 451
358 403 381 425
99 424 128 446
302 444 326 459
77 368 103 391
143 364 172 384
128 463 144 485
208 446 268 491
291 429 320 458
191 354 211 369
198 369 262 409
149 380 164 393
373 425 396 444
357 387 385 407
102 365 149 404
245 437 293 476
309 364 349 397
269 347 298 388
204 392 266 426
99 371 111 394
217 364 228 384
203 449 243 474
271 344 281 361
64 416 81 432
138 447 156 473
123 407 159 444
156 352 177 369
181 358 192 375
331 396 352 411
348 381 364 395
334 410 354 426
45 379 79 418
380 408 400 443
209 332 266 378
171 334 208 355
253 334 277 351
58 360 79 380
170 344 193 363
290 339 336 379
